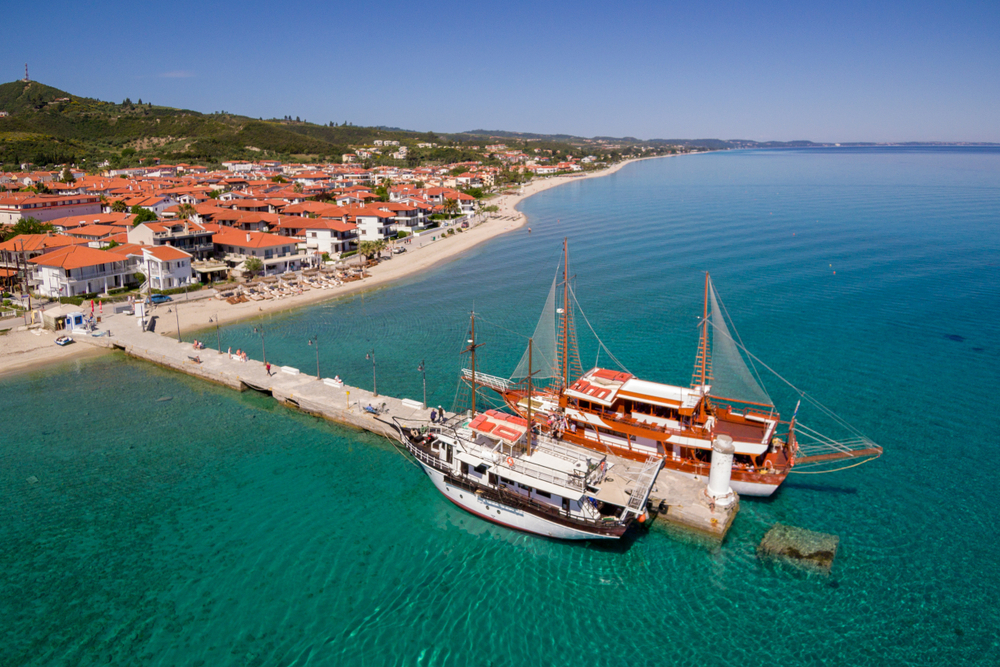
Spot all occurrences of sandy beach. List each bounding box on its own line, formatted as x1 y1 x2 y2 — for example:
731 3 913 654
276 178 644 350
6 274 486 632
0 157 660 377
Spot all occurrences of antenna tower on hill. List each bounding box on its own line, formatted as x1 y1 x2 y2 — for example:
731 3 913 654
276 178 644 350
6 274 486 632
24 63 29 82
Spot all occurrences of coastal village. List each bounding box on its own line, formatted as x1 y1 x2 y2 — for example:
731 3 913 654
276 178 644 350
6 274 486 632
0 151 585 301
0 146 658 376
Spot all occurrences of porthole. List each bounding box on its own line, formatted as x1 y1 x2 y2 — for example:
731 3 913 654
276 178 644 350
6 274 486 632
497 510 501 515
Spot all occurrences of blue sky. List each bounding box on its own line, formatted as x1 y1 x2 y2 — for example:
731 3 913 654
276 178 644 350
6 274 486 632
4 0 998 142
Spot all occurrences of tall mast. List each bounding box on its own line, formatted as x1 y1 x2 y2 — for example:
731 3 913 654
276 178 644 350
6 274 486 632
462 311 484 415
691 272 711 389
527 337 533 454
700 272 709 387
562 238 569 389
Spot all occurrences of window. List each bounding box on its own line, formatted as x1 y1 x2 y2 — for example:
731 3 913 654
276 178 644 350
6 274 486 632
536 490 551 498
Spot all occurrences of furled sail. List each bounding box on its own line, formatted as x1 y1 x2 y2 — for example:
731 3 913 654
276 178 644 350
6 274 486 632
511 272 560 380
707 279 773 406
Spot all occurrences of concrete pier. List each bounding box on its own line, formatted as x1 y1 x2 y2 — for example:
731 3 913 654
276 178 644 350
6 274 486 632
73 310 436 438
647 467 739 542
73 310 737 541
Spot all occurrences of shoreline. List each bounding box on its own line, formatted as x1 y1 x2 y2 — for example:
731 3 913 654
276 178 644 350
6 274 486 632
0 155 671 379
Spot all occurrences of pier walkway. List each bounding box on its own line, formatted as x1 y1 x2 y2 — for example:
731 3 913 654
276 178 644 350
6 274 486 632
72 309 737 541
75 309 433 438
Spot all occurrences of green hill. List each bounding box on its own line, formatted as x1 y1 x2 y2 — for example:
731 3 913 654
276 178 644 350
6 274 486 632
0 79 710 171
0 80 361 168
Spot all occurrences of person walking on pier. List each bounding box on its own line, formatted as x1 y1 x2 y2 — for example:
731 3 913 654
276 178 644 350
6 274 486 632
266 362 272 376
430 408 437 423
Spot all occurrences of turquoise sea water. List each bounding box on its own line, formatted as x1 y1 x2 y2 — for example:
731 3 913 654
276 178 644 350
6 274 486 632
3 147 999 665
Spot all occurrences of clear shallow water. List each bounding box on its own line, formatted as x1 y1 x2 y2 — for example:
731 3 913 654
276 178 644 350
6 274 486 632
3 147 999 665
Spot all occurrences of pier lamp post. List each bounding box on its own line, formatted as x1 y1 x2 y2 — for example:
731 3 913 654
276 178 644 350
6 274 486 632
308 335 320 379
366 348 377 396
417 359 426 409
210 314 221 353
253 325 267 366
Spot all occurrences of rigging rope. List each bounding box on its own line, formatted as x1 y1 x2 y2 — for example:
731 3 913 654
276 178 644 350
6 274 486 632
789 457 880 474
569 284 631 374
475 315 530 341
706 320 874 443
711 283 772 402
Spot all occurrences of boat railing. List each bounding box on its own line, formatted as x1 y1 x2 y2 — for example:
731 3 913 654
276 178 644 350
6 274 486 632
626 455 662 514
531 433 594 465
460 368 511 393
505 453 587 493
481 476 625 533
583 406 710 439
404 437 448 471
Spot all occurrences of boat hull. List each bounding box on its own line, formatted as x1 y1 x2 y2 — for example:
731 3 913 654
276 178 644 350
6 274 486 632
658 459 784 497
417 461 622 540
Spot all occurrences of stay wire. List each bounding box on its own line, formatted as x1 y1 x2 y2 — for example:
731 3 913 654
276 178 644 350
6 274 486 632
569 284 630 374
706 319 874 443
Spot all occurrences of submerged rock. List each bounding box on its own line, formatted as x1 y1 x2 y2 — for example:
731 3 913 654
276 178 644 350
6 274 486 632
757 523 839 574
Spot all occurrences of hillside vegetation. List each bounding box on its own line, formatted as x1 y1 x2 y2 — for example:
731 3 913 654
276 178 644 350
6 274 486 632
0 79 732 171
0 80 447 169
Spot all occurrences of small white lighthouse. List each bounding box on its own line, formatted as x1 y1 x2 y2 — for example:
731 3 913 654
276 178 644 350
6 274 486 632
707 434 737 507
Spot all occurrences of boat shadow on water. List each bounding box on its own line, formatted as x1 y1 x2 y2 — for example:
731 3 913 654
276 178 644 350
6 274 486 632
778 481 859 495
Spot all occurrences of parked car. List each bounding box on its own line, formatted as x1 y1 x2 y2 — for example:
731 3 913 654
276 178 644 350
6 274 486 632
392 247 406 254
150 294 172 304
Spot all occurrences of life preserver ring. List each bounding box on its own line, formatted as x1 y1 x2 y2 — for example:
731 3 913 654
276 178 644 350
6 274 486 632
506 456 514 467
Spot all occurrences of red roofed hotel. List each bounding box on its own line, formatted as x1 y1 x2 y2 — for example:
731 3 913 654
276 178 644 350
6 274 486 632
0 193 102 225
29 245 140 297
127 221 216 259
276 218 358 255
213 229 306 275
106 243 195 290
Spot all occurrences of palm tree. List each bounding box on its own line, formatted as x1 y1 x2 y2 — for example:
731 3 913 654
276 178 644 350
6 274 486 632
111 199 127 213
443 198 459 218
176 203 197 220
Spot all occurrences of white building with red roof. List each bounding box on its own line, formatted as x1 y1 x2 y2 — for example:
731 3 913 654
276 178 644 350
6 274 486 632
107 244 194 290
213 229 306 275
127 221 216 260
276 218 358 256
29 245 139 297
0 193 102 225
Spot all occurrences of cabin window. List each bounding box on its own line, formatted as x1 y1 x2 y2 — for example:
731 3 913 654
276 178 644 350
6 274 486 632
474 464 488 475
562 497 570 512
446 445 453 464
460 462 468 475
488 473 498 485
536 490 551 499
